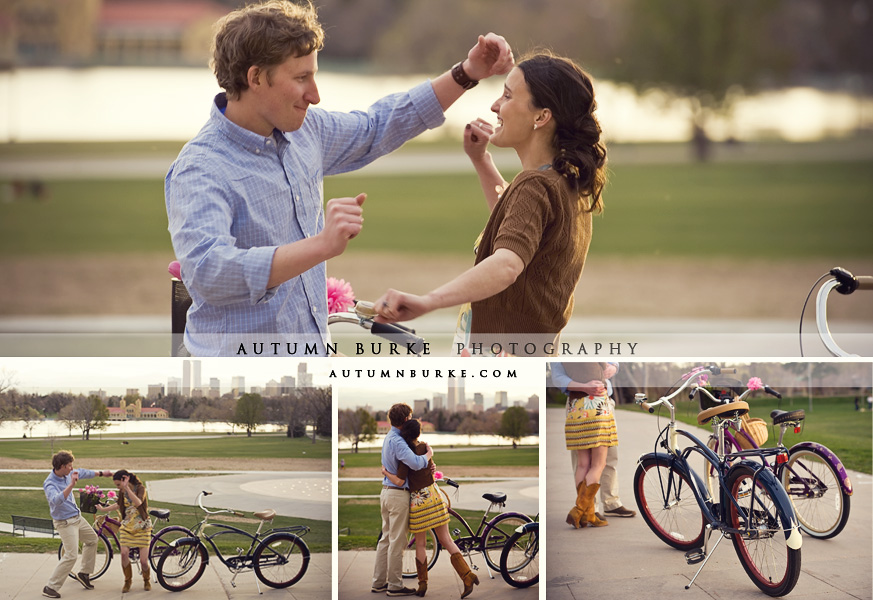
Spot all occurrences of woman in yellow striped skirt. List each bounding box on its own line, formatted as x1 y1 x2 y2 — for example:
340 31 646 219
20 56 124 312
382 419 479 598
561 362 618 528
97 470 153 591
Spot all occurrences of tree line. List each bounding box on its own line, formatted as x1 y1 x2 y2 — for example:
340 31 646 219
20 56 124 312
339 405 537 453
0 372 331 442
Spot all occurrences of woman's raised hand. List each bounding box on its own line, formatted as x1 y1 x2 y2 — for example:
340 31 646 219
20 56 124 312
464 119 494 162
374 289 434 323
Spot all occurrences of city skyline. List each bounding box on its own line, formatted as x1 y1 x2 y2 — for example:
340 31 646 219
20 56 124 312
0 357 332 396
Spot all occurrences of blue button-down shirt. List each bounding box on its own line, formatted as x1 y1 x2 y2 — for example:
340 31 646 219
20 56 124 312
381 427 429 489
43 469 98 521
166 82 445 356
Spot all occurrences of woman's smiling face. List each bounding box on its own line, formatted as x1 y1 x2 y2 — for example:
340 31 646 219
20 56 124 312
489 67 539 149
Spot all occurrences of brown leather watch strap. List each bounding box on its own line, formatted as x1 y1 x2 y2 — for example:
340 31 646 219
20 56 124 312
452 61 479 90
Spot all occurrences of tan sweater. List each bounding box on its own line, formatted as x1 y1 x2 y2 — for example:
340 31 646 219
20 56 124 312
471 169 592 336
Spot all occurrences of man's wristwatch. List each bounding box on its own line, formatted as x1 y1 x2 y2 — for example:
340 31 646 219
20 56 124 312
452 61 479 90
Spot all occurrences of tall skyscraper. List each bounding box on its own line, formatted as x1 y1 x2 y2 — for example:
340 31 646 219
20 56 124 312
231 376 245 397
432 393 445 411
182 360 191 397
447 377 465 412
413 398 429 416
192 360 201 391
209 378 221 399
297 363 313 387
494 391 508 410
473 392 484 413
167 377 181 396
281 376 296 394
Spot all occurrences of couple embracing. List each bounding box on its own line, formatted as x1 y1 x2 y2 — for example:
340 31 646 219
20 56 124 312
372 404 477 598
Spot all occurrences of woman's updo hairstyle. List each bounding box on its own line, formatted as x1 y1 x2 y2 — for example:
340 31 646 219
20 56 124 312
399 418 422 450
518 52 607 212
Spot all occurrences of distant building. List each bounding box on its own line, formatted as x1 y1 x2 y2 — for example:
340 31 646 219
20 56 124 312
494 391 508 410
0 0 228 68
413 398 429 416
114 398 168 420
376 421 391 435
89 389 107 400
231 376 245 398
147 384 164 400
280 376 296 395
208 378 220 399
298 363 313 387
527 394 540 412
167 377 181 396
448 377 464 412
432 393 445 411
125 388 139 398
473 392 484 413
265 379 281 397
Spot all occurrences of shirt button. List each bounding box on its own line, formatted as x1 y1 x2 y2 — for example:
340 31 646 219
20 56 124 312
311 305 317 315
255 149 261 154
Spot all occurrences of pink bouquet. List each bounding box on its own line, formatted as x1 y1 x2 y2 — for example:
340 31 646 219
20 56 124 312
747 377 764 391
434 471 444 480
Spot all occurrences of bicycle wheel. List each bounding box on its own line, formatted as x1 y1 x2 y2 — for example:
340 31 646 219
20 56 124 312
634 456 705 550
156 539 207 592
499 525 538 588
481 513 532 571
376 528 439 578
727 465 801 596
58 532 113 581
253 532 310 588
148 526 193 572
781 448 851 539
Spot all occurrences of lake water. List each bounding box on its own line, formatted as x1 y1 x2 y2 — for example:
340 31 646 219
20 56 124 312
0 67 869 144
0 418 286 439
338 431 538 451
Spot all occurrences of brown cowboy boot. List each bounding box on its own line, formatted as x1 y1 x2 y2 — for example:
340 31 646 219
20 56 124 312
449 552 479 599
414 558 427 596
582 483 609 527
142 565 152 591
566 482 588 528
122 564 132 593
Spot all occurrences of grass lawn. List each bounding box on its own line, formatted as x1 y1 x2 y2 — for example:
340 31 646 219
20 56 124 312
337 496 521 551
0 491 331 553
618 396 872 474
0 434 330 461
2 160 871 260
338 446 538 469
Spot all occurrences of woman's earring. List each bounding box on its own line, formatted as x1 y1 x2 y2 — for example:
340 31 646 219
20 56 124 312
533 123 538 130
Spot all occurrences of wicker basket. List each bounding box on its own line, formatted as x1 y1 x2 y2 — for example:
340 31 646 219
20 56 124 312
736 414 769 449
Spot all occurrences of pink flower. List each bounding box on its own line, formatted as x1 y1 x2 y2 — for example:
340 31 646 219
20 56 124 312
167 260 182 280
326 277 355 314
107 491 116 499
434 471 443 480
747 377 764 391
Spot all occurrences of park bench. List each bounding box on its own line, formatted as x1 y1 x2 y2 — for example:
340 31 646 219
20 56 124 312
11 515 57 537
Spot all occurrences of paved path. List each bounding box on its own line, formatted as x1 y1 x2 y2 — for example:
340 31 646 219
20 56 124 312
545 407 872 600
0 551 329 600
146 472 331 521
338 549 537 600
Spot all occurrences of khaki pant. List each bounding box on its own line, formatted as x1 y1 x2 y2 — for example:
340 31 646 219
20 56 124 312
47 515 98 591
372 488 411 592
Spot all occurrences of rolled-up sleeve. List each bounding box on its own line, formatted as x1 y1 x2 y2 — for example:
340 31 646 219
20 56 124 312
167 162 277 307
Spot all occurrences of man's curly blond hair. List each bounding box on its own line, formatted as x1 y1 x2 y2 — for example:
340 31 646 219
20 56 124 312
211 0 324 100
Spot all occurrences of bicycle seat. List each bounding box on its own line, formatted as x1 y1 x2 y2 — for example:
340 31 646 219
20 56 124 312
770 409 805 425
482 493 506 505
149 509 170 521
696 401 749 424
254 509 276 521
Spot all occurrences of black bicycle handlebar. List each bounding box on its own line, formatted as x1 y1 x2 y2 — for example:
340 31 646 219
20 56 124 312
764 385 782 399
370 321 426 354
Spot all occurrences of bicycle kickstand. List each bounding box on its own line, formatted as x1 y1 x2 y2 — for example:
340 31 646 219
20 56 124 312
684 524 726 590
478 551 497 580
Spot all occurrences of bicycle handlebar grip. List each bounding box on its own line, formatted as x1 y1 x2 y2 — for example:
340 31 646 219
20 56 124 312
641 402 655 413
202 491 212 496
856 276 873 291
764 385 782 399
720 368 737 374
444 478 460 488
370 322 425 354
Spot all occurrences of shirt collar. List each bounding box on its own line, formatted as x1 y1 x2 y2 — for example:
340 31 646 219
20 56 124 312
211 93 281 157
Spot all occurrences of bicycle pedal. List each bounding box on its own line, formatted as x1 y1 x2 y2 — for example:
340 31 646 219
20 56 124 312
684 548 705 565
471 565 479 571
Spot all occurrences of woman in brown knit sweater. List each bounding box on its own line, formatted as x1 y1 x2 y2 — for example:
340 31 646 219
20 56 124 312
375 52 606 355
382 419 478 598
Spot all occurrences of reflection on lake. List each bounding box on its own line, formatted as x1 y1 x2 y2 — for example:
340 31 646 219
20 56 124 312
338 431 538 451
1 67 869 143
0 418 285 439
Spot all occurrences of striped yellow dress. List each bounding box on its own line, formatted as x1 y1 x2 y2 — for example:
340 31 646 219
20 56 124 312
118 490 152 548
565 393 618 451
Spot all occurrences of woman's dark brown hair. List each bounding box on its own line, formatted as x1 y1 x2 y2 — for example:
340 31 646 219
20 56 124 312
518 52 607 212
399 419 422 450
113 469 148 520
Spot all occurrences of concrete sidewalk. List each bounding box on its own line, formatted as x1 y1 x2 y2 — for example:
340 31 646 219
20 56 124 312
338 549 537 600
546 407 872 600
0 552 330 600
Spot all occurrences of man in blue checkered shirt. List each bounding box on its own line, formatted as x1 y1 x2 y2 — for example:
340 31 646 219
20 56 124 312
166 0 514 356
